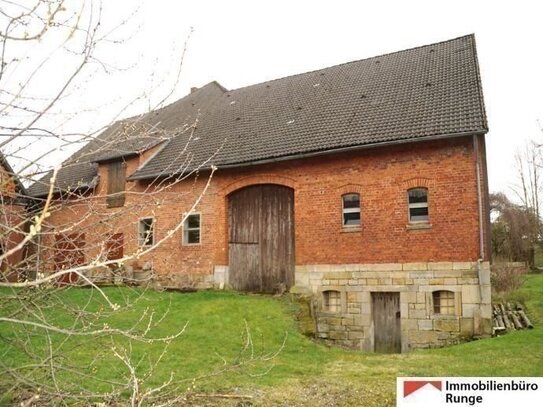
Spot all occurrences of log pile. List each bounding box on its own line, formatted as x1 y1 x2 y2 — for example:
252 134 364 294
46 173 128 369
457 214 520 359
492 302 534 335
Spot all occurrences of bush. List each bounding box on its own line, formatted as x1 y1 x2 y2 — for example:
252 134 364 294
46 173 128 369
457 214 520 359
491 263 528 293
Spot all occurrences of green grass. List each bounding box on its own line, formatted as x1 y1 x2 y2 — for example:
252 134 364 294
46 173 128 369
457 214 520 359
2 276 543 405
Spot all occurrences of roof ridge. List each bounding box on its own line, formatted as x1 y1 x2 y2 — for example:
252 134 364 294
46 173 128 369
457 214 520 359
226 34 475 94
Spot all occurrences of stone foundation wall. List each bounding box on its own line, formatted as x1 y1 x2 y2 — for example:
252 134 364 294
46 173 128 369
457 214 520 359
291 261 492 352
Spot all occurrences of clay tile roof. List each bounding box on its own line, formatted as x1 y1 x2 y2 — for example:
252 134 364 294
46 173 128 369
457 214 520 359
28 35 487 196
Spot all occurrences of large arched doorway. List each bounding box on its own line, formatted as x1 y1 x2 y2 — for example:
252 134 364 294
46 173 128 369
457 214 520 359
228 184 294 293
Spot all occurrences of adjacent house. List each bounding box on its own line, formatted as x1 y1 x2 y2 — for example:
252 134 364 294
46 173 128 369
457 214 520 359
0 153 28 282
28 34 492 351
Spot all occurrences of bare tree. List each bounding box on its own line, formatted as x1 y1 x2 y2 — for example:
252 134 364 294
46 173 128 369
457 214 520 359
512 140 542 237
0 2 280 404
490 192 539 265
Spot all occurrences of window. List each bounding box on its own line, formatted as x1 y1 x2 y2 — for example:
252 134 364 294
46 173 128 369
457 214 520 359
408 188 429 222
106 161 126 208
138 218 154 246
183 213 201 245
342 193 361 226
323 290 341 312
433 290 455 315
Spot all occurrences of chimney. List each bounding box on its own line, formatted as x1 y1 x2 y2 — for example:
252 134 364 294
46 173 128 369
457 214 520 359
190 87 198 93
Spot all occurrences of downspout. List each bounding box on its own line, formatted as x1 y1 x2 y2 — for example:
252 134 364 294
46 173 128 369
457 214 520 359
36 232 42 280
473 135 485 301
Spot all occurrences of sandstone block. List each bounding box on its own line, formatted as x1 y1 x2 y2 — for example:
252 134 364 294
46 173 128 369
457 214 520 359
434 318 460 332
403 291 417 303
460 318 474 337
378 278 393 285
430 262 454 271
433 269 462 278
353 314 371 326
461 303 477 318
418 319 433 331
462 285 480 304
408 330 438 344
409 309 427 319
403 262 428 271
453 262 476 271
410 271 434 279
348 331 365 339
360 263 403 271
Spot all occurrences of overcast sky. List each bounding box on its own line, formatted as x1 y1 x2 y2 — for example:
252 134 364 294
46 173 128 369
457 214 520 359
7 0 543 194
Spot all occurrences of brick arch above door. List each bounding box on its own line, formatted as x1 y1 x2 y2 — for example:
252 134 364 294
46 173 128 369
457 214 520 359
221 174 297 197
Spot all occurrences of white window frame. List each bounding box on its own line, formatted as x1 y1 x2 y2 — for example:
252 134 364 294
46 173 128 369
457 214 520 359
342 193 361 227
183 212 201 246
407 188 429 223
138 217 155 247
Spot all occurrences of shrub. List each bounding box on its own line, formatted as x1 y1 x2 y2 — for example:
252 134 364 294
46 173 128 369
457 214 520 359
491 263 528 293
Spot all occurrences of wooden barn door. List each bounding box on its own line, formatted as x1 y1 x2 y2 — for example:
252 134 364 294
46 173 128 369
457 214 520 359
372 292 401 353
54 233 85 285
228 185 294 293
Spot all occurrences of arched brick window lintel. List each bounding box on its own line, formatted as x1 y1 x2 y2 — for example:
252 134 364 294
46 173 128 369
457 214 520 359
221 174 297 197
336 183 364 195
402 177 433 190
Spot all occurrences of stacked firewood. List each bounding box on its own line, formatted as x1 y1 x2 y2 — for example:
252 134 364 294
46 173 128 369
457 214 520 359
492 302 533 335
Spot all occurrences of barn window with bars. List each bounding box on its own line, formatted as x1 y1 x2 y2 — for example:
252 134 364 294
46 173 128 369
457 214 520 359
323 290 341 312
433 290 455 315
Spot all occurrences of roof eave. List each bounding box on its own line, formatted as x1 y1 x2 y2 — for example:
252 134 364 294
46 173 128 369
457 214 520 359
28 175 99 198
128 129 488 181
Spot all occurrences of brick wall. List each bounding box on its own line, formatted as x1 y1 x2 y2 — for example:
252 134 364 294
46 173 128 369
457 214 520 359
0 165 27 282
39 135 489 285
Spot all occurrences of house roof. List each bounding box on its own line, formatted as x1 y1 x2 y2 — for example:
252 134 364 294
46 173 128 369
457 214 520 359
0 152 27 198
28 34 487 196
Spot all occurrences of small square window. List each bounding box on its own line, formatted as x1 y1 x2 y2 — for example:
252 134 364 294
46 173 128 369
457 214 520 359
433 290 455 315
138 218 154 246
323 290 341 312
183 213 201 245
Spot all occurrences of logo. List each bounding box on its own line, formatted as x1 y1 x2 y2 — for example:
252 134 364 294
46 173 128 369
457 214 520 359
397 377 543 406
403 380 442 397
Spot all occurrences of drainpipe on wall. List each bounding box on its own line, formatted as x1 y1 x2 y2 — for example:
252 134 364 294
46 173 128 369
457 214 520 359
473 134 485 302
35 232 42 280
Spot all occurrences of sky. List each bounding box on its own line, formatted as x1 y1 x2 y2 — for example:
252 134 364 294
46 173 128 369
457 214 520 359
4 0 543 194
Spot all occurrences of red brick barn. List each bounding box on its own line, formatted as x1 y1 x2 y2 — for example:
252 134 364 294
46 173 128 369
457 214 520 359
0 153 28 282
28 35 492 351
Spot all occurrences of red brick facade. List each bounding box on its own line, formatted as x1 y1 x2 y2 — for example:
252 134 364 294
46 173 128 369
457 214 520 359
0 164 27 282
39 134 490 283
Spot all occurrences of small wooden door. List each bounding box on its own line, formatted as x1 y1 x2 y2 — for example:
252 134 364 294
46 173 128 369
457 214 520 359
372 292 401 353
54 233 85 285
228 184 294 293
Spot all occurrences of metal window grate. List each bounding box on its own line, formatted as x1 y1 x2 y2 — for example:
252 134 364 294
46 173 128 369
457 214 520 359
323 290 341 312
433 290 455 315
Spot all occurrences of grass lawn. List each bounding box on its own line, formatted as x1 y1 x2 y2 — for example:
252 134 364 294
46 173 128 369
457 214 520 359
1 274 543 406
